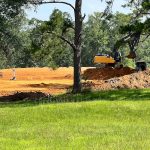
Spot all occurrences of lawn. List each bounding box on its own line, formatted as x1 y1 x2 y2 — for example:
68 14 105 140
0 89 150 150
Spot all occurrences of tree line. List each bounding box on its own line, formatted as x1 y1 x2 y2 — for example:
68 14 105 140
0 9 149 69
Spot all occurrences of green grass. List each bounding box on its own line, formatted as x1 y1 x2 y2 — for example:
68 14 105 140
0 89 150 150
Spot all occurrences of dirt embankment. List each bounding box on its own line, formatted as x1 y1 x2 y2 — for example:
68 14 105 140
82 67 150 90
83 67 135 80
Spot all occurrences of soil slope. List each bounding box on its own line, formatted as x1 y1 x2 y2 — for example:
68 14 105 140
83 68 150 90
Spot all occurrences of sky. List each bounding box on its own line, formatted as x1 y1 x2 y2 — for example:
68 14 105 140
26 0 130 21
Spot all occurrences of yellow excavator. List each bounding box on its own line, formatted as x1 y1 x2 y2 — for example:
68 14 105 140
93 32 147 71
94 54 115 64
94 51 146 71
94 51 122 68
94 54 115 66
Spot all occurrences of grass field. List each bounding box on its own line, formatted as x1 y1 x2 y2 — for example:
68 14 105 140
0 89 150 150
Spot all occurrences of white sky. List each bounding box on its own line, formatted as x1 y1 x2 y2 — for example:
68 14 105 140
26 0 130 21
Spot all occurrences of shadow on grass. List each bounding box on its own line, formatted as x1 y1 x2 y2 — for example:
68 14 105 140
0 88 150 108
54 88 150 102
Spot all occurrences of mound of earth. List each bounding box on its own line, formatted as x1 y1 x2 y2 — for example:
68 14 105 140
83 67 135 80
83 68 150 90
0 92 49 102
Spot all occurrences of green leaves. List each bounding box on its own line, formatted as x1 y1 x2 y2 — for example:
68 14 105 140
29 9 73 67
142 0 150 10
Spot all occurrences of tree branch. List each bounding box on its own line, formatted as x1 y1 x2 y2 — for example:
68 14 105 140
140 34 150 43
82 13 86 21
46 31 76 50
58 35 76 50
30 0 75 11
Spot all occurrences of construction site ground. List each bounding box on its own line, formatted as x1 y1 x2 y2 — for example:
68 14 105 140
0 67 149 99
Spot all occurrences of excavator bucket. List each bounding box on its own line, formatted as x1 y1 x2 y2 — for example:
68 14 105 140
126 51 136 59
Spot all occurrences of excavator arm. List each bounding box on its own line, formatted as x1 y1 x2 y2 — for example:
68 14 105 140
113 32 147 71
113 32 141 59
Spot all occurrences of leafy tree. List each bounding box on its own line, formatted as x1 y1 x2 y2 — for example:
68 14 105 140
0 13 33 68
113 0 150 53
0 0 29 68
29 10 73 67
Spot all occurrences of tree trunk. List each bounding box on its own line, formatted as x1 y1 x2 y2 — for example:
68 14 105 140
73 0 82 93
73 46 82 93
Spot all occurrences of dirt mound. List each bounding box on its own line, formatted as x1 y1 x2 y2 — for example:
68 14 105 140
0 92 49 102
83 67 135 80
83 69 150 90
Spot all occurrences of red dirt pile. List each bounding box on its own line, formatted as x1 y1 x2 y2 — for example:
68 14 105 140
83 67 135 80
83 68 150 90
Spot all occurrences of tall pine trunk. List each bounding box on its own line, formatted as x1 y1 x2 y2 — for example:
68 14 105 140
73 0 82 93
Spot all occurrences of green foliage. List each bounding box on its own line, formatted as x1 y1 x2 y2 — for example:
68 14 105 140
0 0 24 19
119 0 150 43
29 9 73 68
0 16 34 68
0 0 33 68
122 58 135 68
0 52 7 69
142 0 150 10
45 9 74 35
136 36 150 66
0 8 74 69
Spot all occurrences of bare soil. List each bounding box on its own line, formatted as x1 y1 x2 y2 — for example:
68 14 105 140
0 67 75 96
0 67 149 101
82 67 150 90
